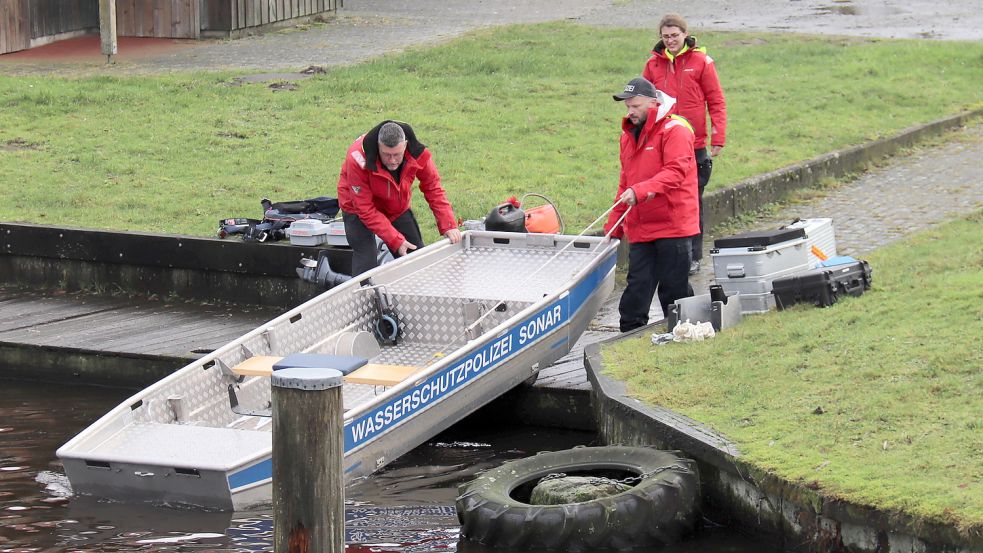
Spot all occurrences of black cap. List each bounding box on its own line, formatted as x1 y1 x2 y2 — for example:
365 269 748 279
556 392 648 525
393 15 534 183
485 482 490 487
613 77 658 101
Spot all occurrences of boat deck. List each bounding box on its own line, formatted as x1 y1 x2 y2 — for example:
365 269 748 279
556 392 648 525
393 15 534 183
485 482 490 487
92 421 271 468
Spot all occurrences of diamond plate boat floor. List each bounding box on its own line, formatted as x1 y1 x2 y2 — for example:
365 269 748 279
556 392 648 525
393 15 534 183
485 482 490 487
386 246 596 302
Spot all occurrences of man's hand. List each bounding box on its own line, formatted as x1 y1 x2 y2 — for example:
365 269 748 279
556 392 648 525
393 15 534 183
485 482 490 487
444 228 462 244
710 145 724 157
396 240 418 257
619 187 637 206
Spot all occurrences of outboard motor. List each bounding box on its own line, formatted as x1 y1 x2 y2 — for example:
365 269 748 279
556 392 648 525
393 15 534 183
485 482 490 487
296 250 351 288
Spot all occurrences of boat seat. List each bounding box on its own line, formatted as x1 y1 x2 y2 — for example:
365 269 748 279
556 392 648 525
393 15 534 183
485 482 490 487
231 356 283 377
230 354 367 378
273 353 367 374
343 363 422 387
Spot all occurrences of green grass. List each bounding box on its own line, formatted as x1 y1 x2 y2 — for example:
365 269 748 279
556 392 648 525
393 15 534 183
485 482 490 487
602 211 983 534
1 23 982 240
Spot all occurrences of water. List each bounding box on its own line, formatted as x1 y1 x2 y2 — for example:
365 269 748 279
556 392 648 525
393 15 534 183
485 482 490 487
0 379 773 552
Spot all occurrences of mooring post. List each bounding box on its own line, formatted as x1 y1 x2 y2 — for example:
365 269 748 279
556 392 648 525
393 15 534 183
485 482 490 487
272 367 344 553
97 0 117 63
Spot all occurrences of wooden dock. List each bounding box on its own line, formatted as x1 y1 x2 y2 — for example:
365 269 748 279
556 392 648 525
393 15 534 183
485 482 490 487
0 284 637 393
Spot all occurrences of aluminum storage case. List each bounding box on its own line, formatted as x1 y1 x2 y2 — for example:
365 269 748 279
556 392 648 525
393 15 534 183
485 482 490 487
711 227 811 284
786 218 837 266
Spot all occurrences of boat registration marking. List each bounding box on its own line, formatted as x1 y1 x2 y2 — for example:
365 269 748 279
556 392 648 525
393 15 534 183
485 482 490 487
345 299 569 450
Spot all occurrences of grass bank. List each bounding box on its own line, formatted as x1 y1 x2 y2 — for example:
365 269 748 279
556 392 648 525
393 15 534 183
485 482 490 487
602 211 983 534
1 23 983 240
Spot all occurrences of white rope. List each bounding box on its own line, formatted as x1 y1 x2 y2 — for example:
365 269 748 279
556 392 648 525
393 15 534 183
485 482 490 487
425 200 631 364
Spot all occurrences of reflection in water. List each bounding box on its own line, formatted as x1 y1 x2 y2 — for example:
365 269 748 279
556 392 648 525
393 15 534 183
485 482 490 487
1 380 773 552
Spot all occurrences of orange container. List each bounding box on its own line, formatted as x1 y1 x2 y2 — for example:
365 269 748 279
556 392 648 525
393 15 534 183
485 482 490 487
524 204 561 234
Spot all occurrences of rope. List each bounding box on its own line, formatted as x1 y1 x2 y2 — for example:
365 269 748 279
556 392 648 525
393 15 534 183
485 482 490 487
425 200 631 364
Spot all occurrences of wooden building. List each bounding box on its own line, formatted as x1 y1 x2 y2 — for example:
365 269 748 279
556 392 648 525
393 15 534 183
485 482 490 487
1 0 340 55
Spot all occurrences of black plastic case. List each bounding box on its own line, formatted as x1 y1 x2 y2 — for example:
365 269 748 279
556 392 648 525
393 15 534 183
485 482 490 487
772 260 872 310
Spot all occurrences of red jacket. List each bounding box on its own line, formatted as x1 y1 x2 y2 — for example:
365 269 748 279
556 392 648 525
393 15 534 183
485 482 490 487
643 38 727 150
337 124 457 251
604 97 699 243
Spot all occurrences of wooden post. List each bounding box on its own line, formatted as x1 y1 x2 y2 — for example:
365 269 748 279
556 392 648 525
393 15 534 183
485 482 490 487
98 0 117 63
272 367 344 553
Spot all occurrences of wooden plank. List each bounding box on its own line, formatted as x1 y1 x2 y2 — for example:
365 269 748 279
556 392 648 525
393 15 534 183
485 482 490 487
144 0 155 36
128 318 254 354
208 0 230 31
174 0 184 36
117 0 131 36
1 1 8 54
232 356 282 377
190 0 198 37
26 0 38 41
344 364 422 387
0 295 133 334
159 0 171 37
141 326 251 356
132 0 145 36
14 0 30 53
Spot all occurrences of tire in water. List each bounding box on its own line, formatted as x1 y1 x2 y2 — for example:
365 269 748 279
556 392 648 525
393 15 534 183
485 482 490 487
456 445 700 551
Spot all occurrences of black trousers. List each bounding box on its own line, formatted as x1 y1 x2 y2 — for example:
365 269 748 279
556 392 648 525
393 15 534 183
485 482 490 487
619 236 694 333
692 148 714 262
343 209 425 276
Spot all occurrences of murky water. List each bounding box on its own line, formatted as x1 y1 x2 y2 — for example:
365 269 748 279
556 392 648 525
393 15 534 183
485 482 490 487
1 380 774 552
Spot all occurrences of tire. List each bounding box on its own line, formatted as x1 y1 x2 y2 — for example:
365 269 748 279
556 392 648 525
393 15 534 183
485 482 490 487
456 446 700 552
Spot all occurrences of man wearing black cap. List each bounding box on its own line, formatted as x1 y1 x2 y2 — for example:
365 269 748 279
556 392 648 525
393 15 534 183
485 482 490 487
604 77 699 332
338 120 462 276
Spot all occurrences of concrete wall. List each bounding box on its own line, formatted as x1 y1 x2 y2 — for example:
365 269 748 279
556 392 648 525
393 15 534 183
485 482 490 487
585 342 982 553
0 222 352 308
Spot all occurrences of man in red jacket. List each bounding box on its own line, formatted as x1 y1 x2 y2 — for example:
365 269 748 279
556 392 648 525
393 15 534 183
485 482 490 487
338 120 461 275
643 13 727 275
604 77 699 333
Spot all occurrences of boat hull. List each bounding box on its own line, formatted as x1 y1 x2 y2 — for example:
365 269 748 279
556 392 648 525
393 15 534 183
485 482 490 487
58 231 618 510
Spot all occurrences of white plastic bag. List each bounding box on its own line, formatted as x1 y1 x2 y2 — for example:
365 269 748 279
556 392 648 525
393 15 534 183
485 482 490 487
670 320 716 342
